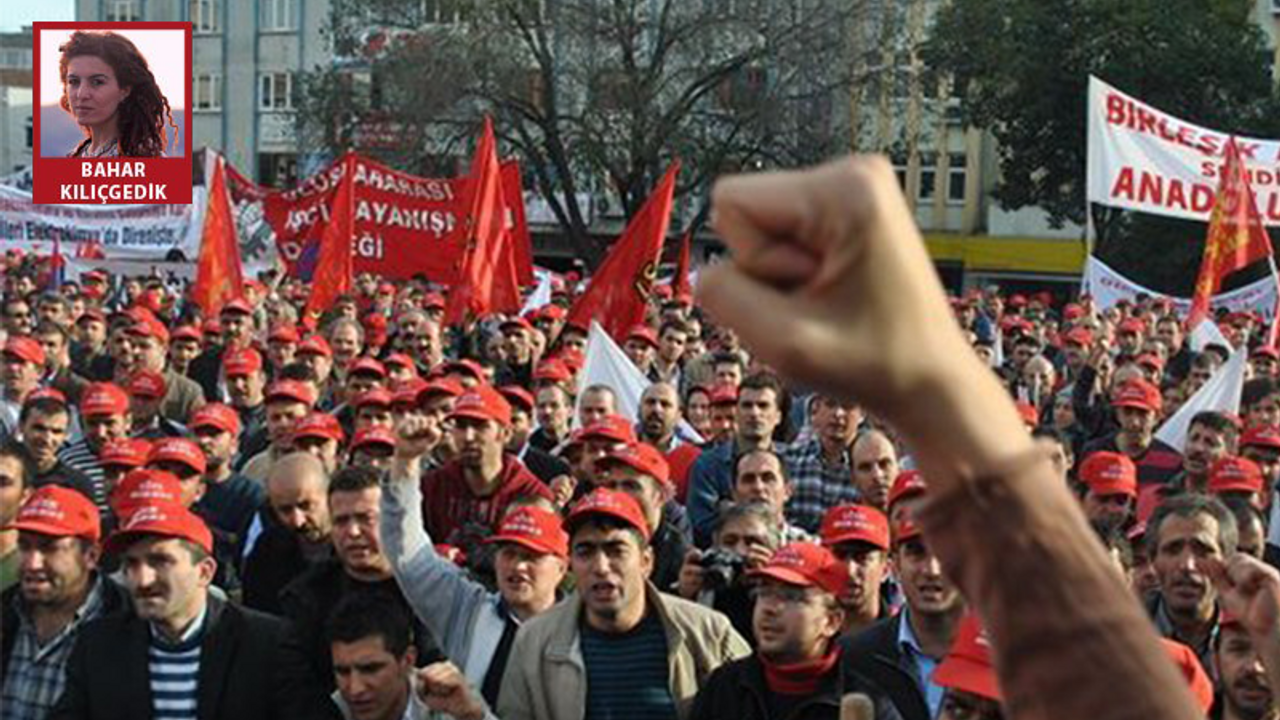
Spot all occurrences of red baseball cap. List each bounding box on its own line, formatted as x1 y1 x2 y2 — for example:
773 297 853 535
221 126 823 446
1061 327 1094 348
8 486 100 542
533 360 573 384
893 516 923 545
171 325 201 343
567 488 652 540
298 335 333 358
749 542 848 597
81 382 130 417
1242 424 1280 451
1014 401 1039 428
1117 318 1146 335
349 357 387 379
625 325 659 348
384 353 416 371
147 438 208 476
106 502 214 555
126 370 167 400
293 412 345 444
597 442 670 484
3 336 45 366
1078 451 1138 498
354 388 393 410
202 318 223 337
449 385 512 426
888 470 927 510
223 348 264 377
24 387 68 408
220 298 253 316
110 468 183 516
934 614 1000 702
500 316 535 334
127 315 170 345
77 307 107 324
485 506 569 558
269 325 301 344
819 504 890 550
1252 346 1280 361
1208 456 1264 495
417 377 465 404
581 415 637 444
1162 639 1214 714
100 438 152 469
498 386 535 413
708 384 739 406
556 348 585 373
538 304 566 322
190 403 241 436
1134 353 1165 374
422 292 446 310
351 426 397 453
391 378 429 408
266 380 317 407
1062 303 1085 321
442 359 486 382
1112 379 1162 413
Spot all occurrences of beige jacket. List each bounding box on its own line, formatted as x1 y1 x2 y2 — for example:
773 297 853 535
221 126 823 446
497 584 749 720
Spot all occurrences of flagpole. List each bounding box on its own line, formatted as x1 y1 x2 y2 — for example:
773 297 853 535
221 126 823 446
1267 254 1280 349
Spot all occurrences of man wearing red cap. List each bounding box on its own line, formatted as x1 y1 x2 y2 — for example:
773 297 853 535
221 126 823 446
189 404 263 567
1171 411 1239 495
623 325 659 378
0 337 47 440
498 489 749 720
239 379 316 483
119 315 205 424
499 386 572 486
933 615 1003 720
781 394 863 533
1081 378 1184 489
0 487 132 719
385 416 570 707
57 383 133 513
292 412 346 475
187 299 257 402
420 385 553 547
1212 554 1280 720
326 318 365 381
167 325 202 377
690 543 869 720
637 382 702 498
594 440 692 591
126 370 186 440
820 504 892 637
1077 451 1138 533
495 317 537 388
52 500 339 720
69 309 108 380
222 347 268 453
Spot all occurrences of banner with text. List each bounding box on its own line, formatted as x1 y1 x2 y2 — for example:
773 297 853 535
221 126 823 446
1081 256 1277 319
1087 76 1280 224
226 153 532 283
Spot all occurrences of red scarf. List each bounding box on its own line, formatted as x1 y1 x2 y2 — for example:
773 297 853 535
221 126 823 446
760 646 842 696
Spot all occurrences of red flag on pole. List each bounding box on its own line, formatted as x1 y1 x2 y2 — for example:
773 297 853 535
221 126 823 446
1188 138 1274 330
671 230 692 301
501 160 536 287
444 117 511 326
567 161 680 340
305 153 356 322
191 154 246 317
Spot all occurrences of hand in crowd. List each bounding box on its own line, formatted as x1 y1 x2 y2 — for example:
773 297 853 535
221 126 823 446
417 661 487 720
394 414 438 461
676 548 706 599
1212 554 1280 644
548 474 577 508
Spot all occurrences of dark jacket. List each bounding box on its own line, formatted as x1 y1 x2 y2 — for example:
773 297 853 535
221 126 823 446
48 594 340 720
652 501 693 592
278 558 443 692
691 652 902 720
0 574 132 676
242 523 333 615
841 614 931 720
519 445 571 484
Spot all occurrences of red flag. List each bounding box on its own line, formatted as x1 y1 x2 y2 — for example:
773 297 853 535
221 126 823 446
306 153 356 321
501 161 536 286
444 117 511 326
1188 138 1274 330
191 154 246 317
567 162 680 340
671 231 692 300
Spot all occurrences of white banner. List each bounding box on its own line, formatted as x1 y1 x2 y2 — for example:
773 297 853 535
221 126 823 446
0 183 204 260
1087 76 1280 224
1080 256 1277 319
1154 342 1246 452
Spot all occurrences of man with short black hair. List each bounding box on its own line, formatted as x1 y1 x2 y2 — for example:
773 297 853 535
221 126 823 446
782 394 862 532
51 500 339 719
328 593 438 720
19 393 94 502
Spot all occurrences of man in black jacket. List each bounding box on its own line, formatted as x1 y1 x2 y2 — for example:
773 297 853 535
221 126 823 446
691 542 900 720
1 486 130 720
843 517 964 720
242 452 334 615
50 499 338 720
279 465 441 692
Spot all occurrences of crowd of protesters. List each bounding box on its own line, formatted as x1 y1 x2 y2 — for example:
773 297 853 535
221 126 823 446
1 154 1278 720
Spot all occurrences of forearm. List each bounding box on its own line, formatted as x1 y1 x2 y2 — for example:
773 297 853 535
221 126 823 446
915 447 1201 720
383 455 432 565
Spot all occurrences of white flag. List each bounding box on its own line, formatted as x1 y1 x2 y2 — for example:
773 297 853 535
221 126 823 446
576 321 704 443
520 268 555 316
1153 341 1246 453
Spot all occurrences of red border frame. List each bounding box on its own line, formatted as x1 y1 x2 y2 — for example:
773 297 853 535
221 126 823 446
31 22 193 204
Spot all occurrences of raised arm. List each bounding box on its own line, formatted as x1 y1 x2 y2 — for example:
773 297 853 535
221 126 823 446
697 155 1201 720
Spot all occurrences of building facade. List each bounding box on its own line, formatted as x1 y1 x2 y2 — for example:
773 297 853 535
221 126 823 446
0 27 33 176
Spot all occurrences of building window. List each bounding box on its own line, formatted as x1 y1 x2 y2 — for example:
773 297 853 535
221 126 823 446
261 0 296 31
258 153 298 187
106 0 140 22
195 73 221 111
918 152 937 201
422 0 475 24
24 116 33 150
947 153 967 203
191 0 220 33
0 48 32 69
259 72 293 111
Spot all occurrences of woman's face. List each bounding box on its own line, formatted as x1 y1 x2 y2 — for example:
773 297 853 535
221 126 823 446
66 55 129 127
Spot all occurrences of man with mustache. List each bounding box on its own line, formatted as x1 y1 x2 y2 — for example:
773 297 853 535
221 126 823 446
781 394 862 533
242 452 334 615
844 517 965 720
1172 412 1237 495
1 486 130 720
1145 492 1238 673
280 466 441 692
1213 554 1280 720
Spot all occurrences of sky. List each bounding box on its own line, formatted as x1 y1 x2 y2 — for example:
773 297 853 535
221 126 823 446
2 1 76 32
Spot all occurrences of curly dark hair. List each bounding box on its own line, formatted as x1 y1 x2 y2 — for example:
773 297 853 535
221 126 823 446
58 31 178 157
